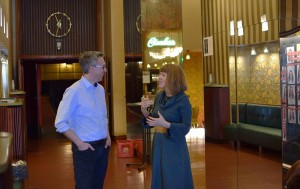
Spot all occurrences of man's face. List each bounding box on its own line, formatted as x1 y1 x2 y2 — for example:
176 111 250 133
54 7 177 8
91 57 107 82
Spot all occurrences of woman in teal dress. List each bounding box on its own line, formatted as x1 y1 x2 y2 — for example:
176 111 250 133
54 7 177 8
141 64 194 189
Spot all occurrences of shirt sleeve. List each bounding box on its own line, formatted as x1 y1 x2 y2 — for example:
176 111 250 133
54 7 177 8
55 87 79 133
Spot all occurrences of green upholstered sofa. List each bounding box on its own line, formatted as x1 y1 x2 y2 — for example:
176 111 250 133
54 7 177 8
224 103 282 151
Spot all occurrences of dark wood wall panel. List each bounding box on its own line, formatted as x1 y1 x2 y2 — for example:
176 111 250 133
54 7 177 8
19 0 100 55
125 62 143 103
0 105 26 160
124 0 141 54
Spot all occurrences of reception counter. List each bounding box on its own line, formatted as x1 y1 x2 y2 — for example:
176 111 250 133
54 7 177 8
0 132 13 173
0 132 13 189
0 98 26 160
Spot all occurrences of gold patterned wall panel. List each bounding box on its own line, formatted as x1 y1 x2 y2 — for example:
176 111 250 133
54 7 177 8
248 52 280 105
229 48 237 102
141 0 182 31
229 42 281 105
183 51 204 125
236 49 251 103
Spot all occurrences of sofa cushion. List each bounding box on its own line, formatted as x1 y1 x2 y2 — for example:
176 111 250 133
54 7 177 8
224 123 237 140
246 104 281 129
238 123 282 151
231 103 247 123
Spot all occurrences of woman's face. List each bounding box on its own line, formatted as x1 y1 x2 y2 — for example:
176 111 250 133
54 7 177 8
158 72 167 89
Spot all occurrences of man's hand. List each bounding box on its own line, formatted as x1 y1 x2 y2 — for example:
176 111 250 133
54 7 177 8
105 135 111 148
77 141 95 151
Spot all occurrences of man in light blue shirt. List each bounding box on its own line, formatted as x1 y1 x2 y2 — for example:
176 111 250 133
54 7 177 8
55 51 111 189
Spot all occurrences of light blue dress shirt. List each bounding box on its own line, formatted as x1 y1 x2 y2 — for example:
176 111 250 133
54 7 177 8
55 76 108 142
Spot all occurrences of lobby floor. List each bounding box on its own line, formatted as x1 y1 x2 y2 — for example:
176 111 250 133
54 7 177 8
23 96 281 189
24 127 205 189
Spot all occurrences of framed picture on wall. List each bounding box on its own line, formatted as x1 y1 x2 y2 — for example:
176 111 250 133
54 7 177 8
297 65 300 84
288 85 295 105
286 46 295 64
282 84 287 103
297 85 300 105
288 107 296 124
281 66 287 83
288 66 295 84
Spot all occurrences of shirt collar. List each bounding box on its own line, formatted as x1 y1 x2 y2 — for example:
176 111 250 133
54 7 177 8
81 76 94 89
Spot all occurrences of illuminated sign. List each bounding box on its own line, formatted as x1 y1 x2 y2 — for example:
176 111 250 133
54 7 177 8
149 47 183 59
147 37 176 48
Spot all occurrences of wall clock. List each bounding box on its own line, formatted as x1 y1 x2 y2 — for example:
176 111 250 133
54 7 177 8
46 12 72 38
135 14 141 33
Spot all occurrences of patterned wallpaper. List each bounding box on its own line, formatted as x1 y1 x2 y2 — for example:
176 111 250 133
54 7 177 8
229 42 281 105
183 51 204 126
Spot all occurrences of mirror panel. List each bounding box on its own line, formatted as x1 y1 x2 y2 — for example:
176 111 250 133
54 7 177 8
205 29 238 189
236 19 282 188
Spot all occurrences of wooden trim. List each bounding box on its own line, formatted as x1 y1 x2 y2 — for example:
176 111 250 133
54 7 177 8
18 59 24 90
125 53 142 62
16 0 21 59
18 55 80 65
97 0 102 51
18 54 79 60
111 135 127 142
279 25 300 37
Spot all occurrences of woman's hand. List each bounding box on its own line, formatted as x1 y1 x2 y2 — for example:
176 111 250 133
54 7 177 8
141 96 153 110
146 111 170 128
141 96 153 117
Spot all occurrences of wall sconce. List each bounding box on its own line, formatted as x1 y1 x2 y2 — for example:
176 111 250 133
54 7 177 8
137 61 143 69
264 47 269 53
251 47 257 55
56 39 62 51
186 50 191 60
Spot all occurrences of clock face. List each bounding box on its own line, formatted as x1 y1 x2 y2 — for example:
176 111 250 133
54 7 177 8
46 12 72 38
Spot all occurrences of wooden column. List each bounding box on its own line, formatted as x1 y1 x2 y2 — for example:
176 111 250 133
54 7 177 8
204 85 230 140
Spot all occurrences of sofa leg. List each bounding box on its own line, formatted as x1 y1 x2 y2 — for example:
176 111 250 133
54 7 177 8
237 140 241 150
230 140 235 149
259 145 262 155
